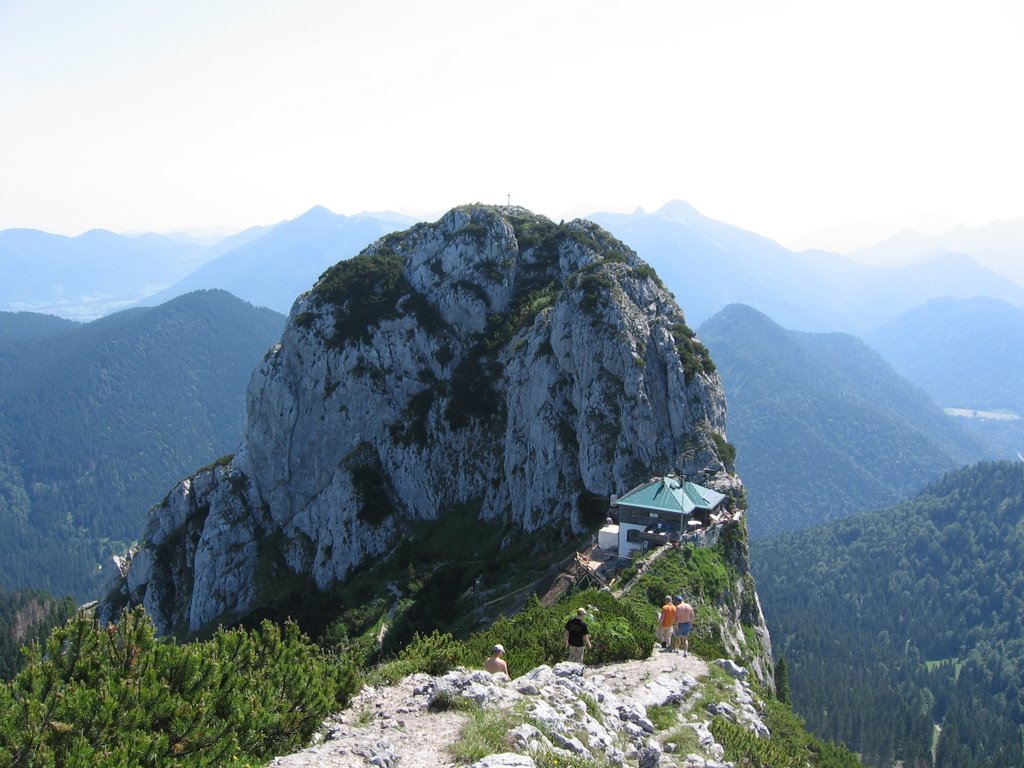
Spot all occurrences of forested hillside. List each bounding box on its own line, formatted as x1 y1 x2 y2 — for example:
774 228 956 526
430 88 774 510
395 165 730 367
753 461 1024 768
699 304 994 538
0 291 284 599
0 587 75 680
864 296 1024 414
0 312 77 345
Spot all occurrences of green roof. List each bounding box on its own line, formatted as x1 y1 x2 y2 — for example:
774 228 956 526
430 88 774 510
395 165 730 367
615 476 726 516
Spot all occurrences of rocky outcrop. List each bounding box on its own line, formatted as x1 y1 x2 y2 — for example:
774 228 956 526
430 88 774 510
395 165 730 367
99 205 736 636
268 654 766 767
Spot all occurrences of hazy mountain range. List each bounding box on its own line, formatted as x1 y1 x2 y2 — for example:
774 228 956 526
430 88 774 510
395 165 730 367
853 217 1024 286
590 202 1024 333
138 206 413 314
864 295 1024 414
0 208 409 321
5 201 1023 333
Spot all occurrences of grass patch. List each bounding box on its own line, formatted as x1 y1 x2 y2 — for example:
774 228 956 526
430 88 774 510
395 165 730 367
661 723 705 756
694 665 738 713
350 704 378 727
925 656 963 679
535 751 610 768
647 703 680 731
581 692 604 724
448 704 523 763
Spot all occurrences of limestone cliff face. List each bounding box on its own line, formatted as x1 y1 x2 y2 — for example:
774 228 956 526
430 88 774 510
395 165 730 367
100 205 738 636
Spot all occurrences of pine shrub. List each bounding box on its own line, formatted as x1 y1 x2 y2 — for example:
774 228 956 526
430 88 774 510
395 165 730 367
0 607 360 767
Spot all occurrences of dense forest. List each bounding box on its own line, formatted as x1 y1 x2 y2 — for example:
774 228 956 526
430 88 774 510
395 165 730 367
753 461 1024 767
0 587 76 681
699 304 1000 539
0 291 284 599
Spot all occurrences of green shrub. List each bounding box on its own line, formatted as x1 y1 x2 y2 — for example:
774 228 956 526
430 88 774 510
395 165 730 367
711 716 804 768
0 607 360 767
578 271 614 313
463 590 652 675
670 322 716 379
535 751 610 768
711 431 737 472
398 630 469 676
313 250 406 345
312 248 447 348
631 263 664 289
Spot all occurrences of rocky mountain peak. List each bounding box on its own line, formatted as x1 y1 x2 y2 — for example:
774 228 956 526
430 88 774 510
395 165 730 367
99 205 735 637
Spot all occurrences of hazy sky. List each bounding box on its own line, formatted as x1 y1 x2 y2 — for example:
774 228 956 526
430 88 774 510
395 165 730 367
2 0 1022 252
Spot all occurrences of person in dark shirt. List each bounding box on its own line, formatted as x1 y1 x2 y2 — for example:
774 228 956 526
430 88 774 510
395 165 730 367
563 607 592 663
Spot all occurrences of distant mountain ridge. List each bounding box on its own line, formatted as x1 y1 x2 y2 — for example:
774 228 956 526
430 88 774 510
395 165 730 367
853 217 1024 286
0 209 409 321
592 202 1024 333
0 290 285 599
698 303 994 538
864 295 1024 414
140 206 414 314
7 200 1023 332
0 228 216 320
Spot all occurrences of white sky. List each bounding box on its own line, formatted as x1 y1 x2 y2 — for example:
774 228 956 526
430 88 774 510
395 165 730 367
1 0 1022 253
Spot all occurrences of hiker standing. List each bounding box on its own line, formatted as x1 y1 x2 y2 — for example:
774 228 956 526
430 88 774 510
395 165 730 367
673 595 694 656
564 607 592 663
657 595 676 650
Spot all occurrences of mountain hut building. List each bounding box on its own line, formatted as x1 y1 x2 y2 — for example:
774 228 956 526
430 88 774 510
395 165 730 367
611 475 727 559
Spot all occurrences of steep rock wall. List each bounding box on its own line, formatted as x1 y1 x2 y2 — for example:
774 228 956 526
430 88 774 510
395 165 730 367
100 205 735 636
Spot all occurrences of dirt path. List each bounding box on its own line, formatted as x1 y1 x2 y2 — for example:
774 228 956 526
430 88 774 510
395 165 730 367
588 646 708 702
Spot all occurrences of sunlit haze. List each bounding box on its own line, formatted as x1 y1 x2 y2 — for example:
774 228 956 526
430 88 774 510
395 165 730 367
2 0 1022 254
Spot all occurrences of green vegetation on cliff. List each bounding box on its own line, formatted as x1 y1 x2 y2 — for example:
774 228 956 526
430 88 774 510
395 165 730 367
0 524 861 768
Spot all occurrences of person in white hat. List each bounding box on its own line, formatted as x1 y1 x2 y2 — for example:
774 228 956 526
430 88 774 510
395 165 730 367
485 643 508 675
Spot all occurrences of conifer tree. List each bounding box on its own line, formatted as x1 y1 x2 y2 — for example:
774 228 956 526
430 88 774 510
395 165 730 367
775 654 791 704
